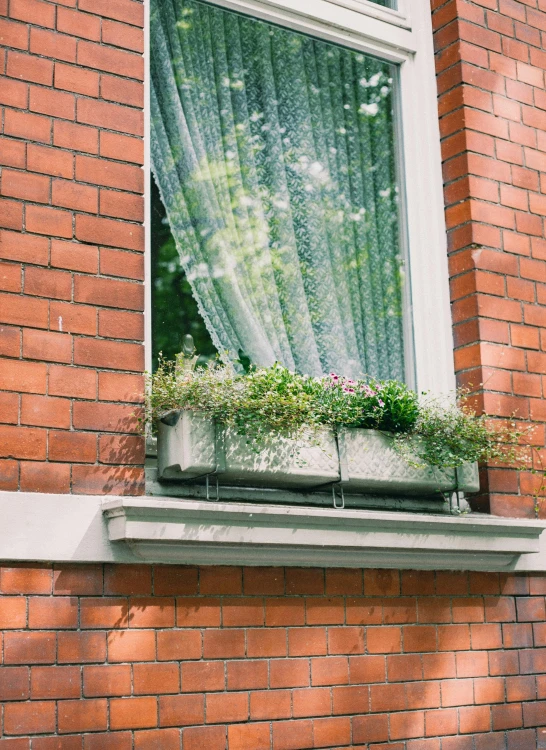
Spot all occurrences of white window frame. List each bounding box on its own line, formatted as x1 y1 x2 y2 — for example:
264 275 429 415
144 0 455 396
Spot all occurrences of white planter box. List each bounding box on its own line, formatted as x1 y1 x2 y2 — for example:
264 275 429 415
157 411 479 495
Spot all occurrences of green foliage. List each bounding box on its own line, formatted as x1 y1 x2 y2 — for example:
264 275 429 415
394 394 524 470
145 362 522 472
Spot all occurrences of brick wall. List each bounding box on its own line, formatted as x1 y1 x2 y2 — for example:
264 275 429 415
0 565 544 748
0 0 145 496
433 0 546 519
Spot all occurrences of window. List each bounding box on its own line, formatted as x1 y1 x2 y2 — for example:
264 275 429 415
149 0 453 396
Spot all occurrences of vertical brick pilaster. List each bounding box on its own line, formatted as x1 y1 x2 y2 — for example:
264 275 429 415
432 0 546 518
0 0 145 495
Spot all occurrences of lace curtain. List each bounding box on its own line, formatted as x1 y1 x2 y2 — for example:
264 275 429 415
151 0 406 380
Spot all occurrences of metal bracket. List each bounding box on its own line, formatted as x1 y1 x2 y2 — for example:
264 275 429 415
332 483 345 509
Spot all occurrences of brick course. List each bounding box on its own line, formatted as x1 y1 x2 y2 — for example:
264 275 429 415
0 565 543 747
0 0 145 495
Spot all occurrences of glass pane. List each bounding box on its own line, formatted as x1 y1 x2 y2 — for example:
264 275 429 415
151 0 407 381
369 0 397 8
151 175 217 369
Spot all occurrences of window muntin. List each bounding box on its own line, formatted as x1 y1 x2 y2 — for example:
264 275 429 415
151 0 407 381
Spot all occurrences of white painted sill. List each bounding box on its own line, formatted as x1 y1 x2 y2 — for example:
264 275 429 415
0 491 545 571
103 496 546 572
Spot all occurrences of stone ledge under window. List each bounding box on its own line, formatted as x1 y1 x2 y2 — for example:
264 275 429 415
103 496 546 571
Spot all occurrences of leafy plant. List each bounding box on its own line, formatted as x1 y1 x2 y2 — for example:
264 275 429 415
145 360 522 473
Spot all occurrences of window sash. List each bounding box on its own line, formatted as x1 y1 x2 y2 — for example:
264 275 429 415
144 0 455 397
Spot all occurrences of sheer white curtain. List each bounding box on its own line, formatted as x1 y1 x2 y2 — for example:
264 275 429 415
151 0 406 380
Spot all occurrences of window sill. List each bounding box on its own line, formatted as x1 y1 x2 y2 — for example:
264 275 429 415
103 496 546 571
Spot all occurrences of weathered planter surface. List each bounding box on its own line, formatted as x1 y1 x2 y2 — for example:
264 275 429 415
158 411 480 495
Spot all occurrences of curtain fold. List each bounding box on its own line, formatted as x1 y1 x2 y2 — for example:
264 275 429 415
151 0 406 380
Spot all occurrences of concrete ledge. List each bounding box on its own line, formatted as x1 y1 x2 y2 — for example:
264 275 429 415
0 491 545 571
103 496 546 571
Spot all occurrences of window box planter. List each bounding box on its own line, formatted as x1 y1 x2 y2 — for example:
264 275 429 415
157 411 480 496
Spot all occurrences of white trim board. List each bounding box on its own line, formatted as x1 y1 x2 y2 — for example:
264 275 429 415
1 491 545 571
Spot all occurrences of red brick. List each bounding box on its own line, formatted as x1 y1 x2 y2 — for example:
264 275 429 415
134 729 180 750
100 189 143 221
0 358 47 393
76 155 143 192
311 656 348 686
0 198 23 229
328 626 364 655
57 7 101 41
58 699 108 733
10 0 54 26
0 459 18 490
206 692 248 724
202 629 245 659
74 340 143 372
107 630 155 662
228 724 269 750
80 597 128 629
0 667 30 701
30 666 80 699
72 465 144 495
53 564 103 595
313 717 352 748
390 710 425 740
83 733 132 750
29 28 77 64
0 137 27 168
101 74 143 108
27 144 73 178
288 627 327 656
104 564 150 595
158 694 204 728
250 690 291 720
4 701 55 735
425 707 458 737
270 658 309 688
459 705 491 733
83 665 132 697
76 214 143 251
7 51 53 86
200 566 242 595
20 461 71 493
98 371 144 402
52 179 98 213
51 239 98 273
0 425 47 460
4 111 51 147
227 660 268 691
98 309 143 341
367 625 402 653
29 85 75 120
102 18 143 51
4 632 56 664
180 660 224 691
77 40 143 79
0 597 26 629
0 391 19 424
353 714 389 744
49 366 96 399
0 18 29 50
110 697 157 730
77 97 143 137
153 566 198 596
272 720 313 750
0 78 28 109
182 726 226 750
331 684 369 715
21 394 70 428
26 205 72 239
57 631 106 663
100 131 143 164
29 596 77 629
0 262 21 293
54 120 98 154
